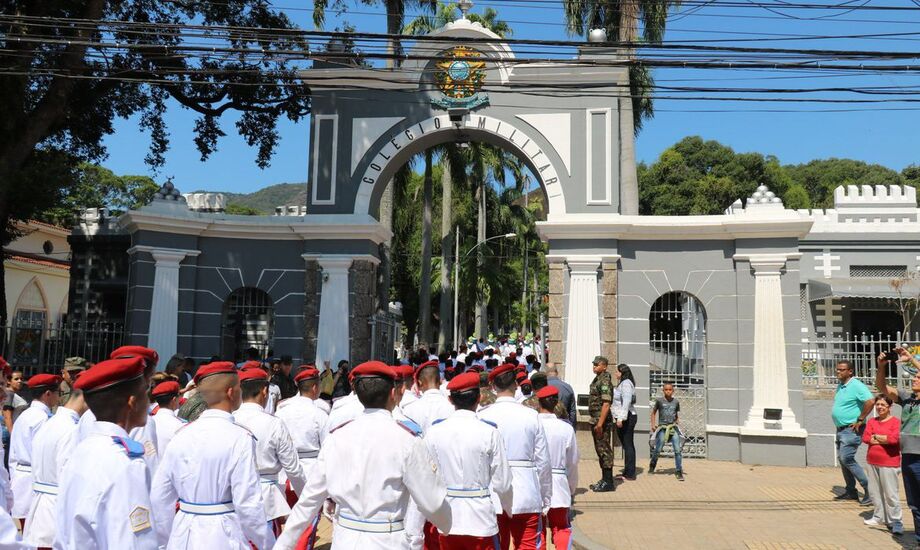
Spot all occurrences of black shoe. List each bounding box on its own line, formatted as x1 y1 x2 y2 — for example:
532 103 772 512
859 493 872 506
676 471 685 481
588 479 604 491
649 460 657 474
834 491 858 501
591 479 615 492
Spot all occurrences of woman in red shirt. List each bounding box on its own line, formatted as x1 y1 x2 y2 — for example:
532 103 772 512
862 395 904 535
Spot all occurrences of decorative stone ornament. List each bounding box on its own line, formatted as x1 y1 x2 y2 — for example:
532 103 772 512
153 182 186 204
588 29 608 43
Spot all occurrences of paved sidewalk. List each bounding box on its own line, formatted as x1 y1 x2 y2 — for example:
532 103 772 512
572 432 915 550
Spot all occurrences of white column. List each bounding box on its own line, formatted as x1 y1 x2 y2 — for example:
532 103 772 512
740 254 806 437
131 247 200 369
563 257 602 398
311 256 353 370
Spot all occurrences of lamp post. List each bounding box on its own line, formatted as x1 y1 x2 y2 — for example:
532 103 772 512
453 231 516 349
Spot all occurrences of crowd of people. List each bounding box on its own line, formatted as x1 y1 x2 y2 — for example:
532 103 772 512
832 348 920 546
0 339 595 550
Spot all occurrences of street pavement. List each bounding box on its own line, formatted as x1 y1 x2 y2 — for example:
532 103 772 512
571 430 915 550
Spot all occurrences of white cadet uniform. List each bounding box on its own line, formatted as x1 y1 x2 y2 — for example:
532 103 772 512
402 389 455 435
79 409 160 475
265 383 281 414
400 387 419 409
150 409 267 550
275 409 452 550
425 409 513 536
538 412 579 509
233 403 307 523
9 399 51 519
25 405 81 547
151 407 185 453
325 393 363 434
478 396 552 515
0 505 28 550
53 421 158 550
275 395 328 475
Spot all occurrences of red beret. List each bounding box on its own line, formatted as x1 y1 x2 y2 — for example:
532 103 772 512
509 352 517 359
488 363 516 383
0 356 9 378
194 361 237 384
74 357 144 392
447 372 480 392
241 360 262 370
394 365 415 379
28 373 62 390
239 367 269 383
350 361 397 381
151 380 180 397
110 346 158 368
469 365 483 373
516 371 529 383
294 367 319 383
535 385 559 399
417 360 439 371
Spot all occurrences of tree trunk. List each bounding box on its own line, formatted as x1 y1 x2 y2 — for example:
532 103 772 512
475 178 487 339
618 5 639 216
437 157 453 352
418 150 434 346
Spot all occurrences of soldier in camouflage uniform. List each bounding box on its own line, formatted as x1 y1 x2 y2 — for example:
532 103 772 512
589 355 615 492
59 357 88 406
478 372 497 408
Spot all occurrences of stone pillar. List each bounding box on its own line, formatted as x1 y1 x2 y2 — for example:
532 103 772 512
313 256 353 370
137 247 200 369
563 256 602 398
547 258 566 373
740 254 806 437
600 259 618 364
303 259 322 363
350 259 379 363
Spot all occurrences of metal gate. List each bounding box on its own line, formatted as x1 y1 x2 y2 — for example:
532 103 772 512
649 291 708 458
221 288 274 360
369 312 401 363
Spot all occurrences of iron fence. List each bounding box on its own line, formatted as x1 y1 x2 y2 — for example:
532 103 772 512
369 312 401 363
649 331 708 459
801 332 920 389
0 322 126 378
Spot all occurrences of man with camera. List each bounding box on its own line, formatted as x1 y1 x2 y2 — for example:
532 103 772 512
876 347 920 546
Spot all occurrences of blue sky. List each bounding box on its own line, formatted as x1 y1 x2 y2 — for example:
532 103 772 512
101 1 920 194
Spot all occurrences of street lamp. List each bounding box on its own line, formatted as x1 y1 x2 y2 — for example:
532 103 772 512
453 231 516 349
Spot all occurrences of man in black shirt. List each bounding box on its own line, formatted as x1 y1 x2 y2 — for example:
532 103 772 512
270 355 298 399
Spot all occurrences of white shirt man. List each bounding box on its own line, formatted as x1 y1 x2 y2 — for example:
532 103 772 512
536 385 579 550
478 363 552 550
149 363 267 550
9 374 60 521
402 362 455 435
325 391 364 435
54 356 158 550
424 372 513 547
275 361 451 550
24 387 85 548
275 367 328 550
233 367 307 546
149 380 185 452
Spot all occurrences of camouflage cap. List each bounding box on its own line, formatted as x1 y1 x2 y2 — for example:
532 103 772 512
592 355 609 365
64 357 88 371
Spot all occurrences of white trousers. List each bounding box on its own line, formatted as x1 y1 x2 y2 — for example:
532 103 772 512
867 463 903 525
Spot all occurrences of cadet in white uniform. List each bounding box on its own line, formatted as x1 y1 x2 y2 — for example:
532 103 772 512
109 346 163 475
478 363 552 550
25 385 86 547
149 380 185 452
536 385 579 550
150 362 267 550
233 367 307 546
54 356 158 549
402 361 455 434
274 366 327 550
325 383 364 435
424 372 512 550
9 373 60 523
275 361 452 550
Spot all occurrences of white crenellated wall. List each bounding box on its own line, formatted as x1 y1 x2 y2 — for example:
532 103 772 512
795 184 920 231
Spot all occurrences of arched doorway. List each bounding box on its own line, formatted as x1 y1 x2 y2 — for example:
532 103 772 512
649 291 708 458
221 288 274 361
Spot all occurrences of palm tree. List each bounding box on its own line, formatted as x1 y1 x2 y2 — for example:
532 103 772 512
562 0 681 215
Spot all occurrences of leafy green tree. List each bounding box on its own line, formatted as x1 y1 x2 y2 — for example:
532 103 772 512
38 163 159 226
224 203 263 216
785 159 904 208
562 0 682 215
0 1 311 325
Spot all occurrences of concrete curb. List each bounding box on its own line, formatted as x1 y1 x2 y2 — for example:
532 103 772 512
572 515 612 550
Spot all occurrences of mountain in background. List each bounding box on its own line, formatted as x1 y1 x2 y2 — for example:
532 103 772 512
192 182 306 214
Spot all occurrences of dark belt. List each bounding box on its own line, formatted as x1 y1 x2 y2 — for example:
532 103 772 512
837 425 854 432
